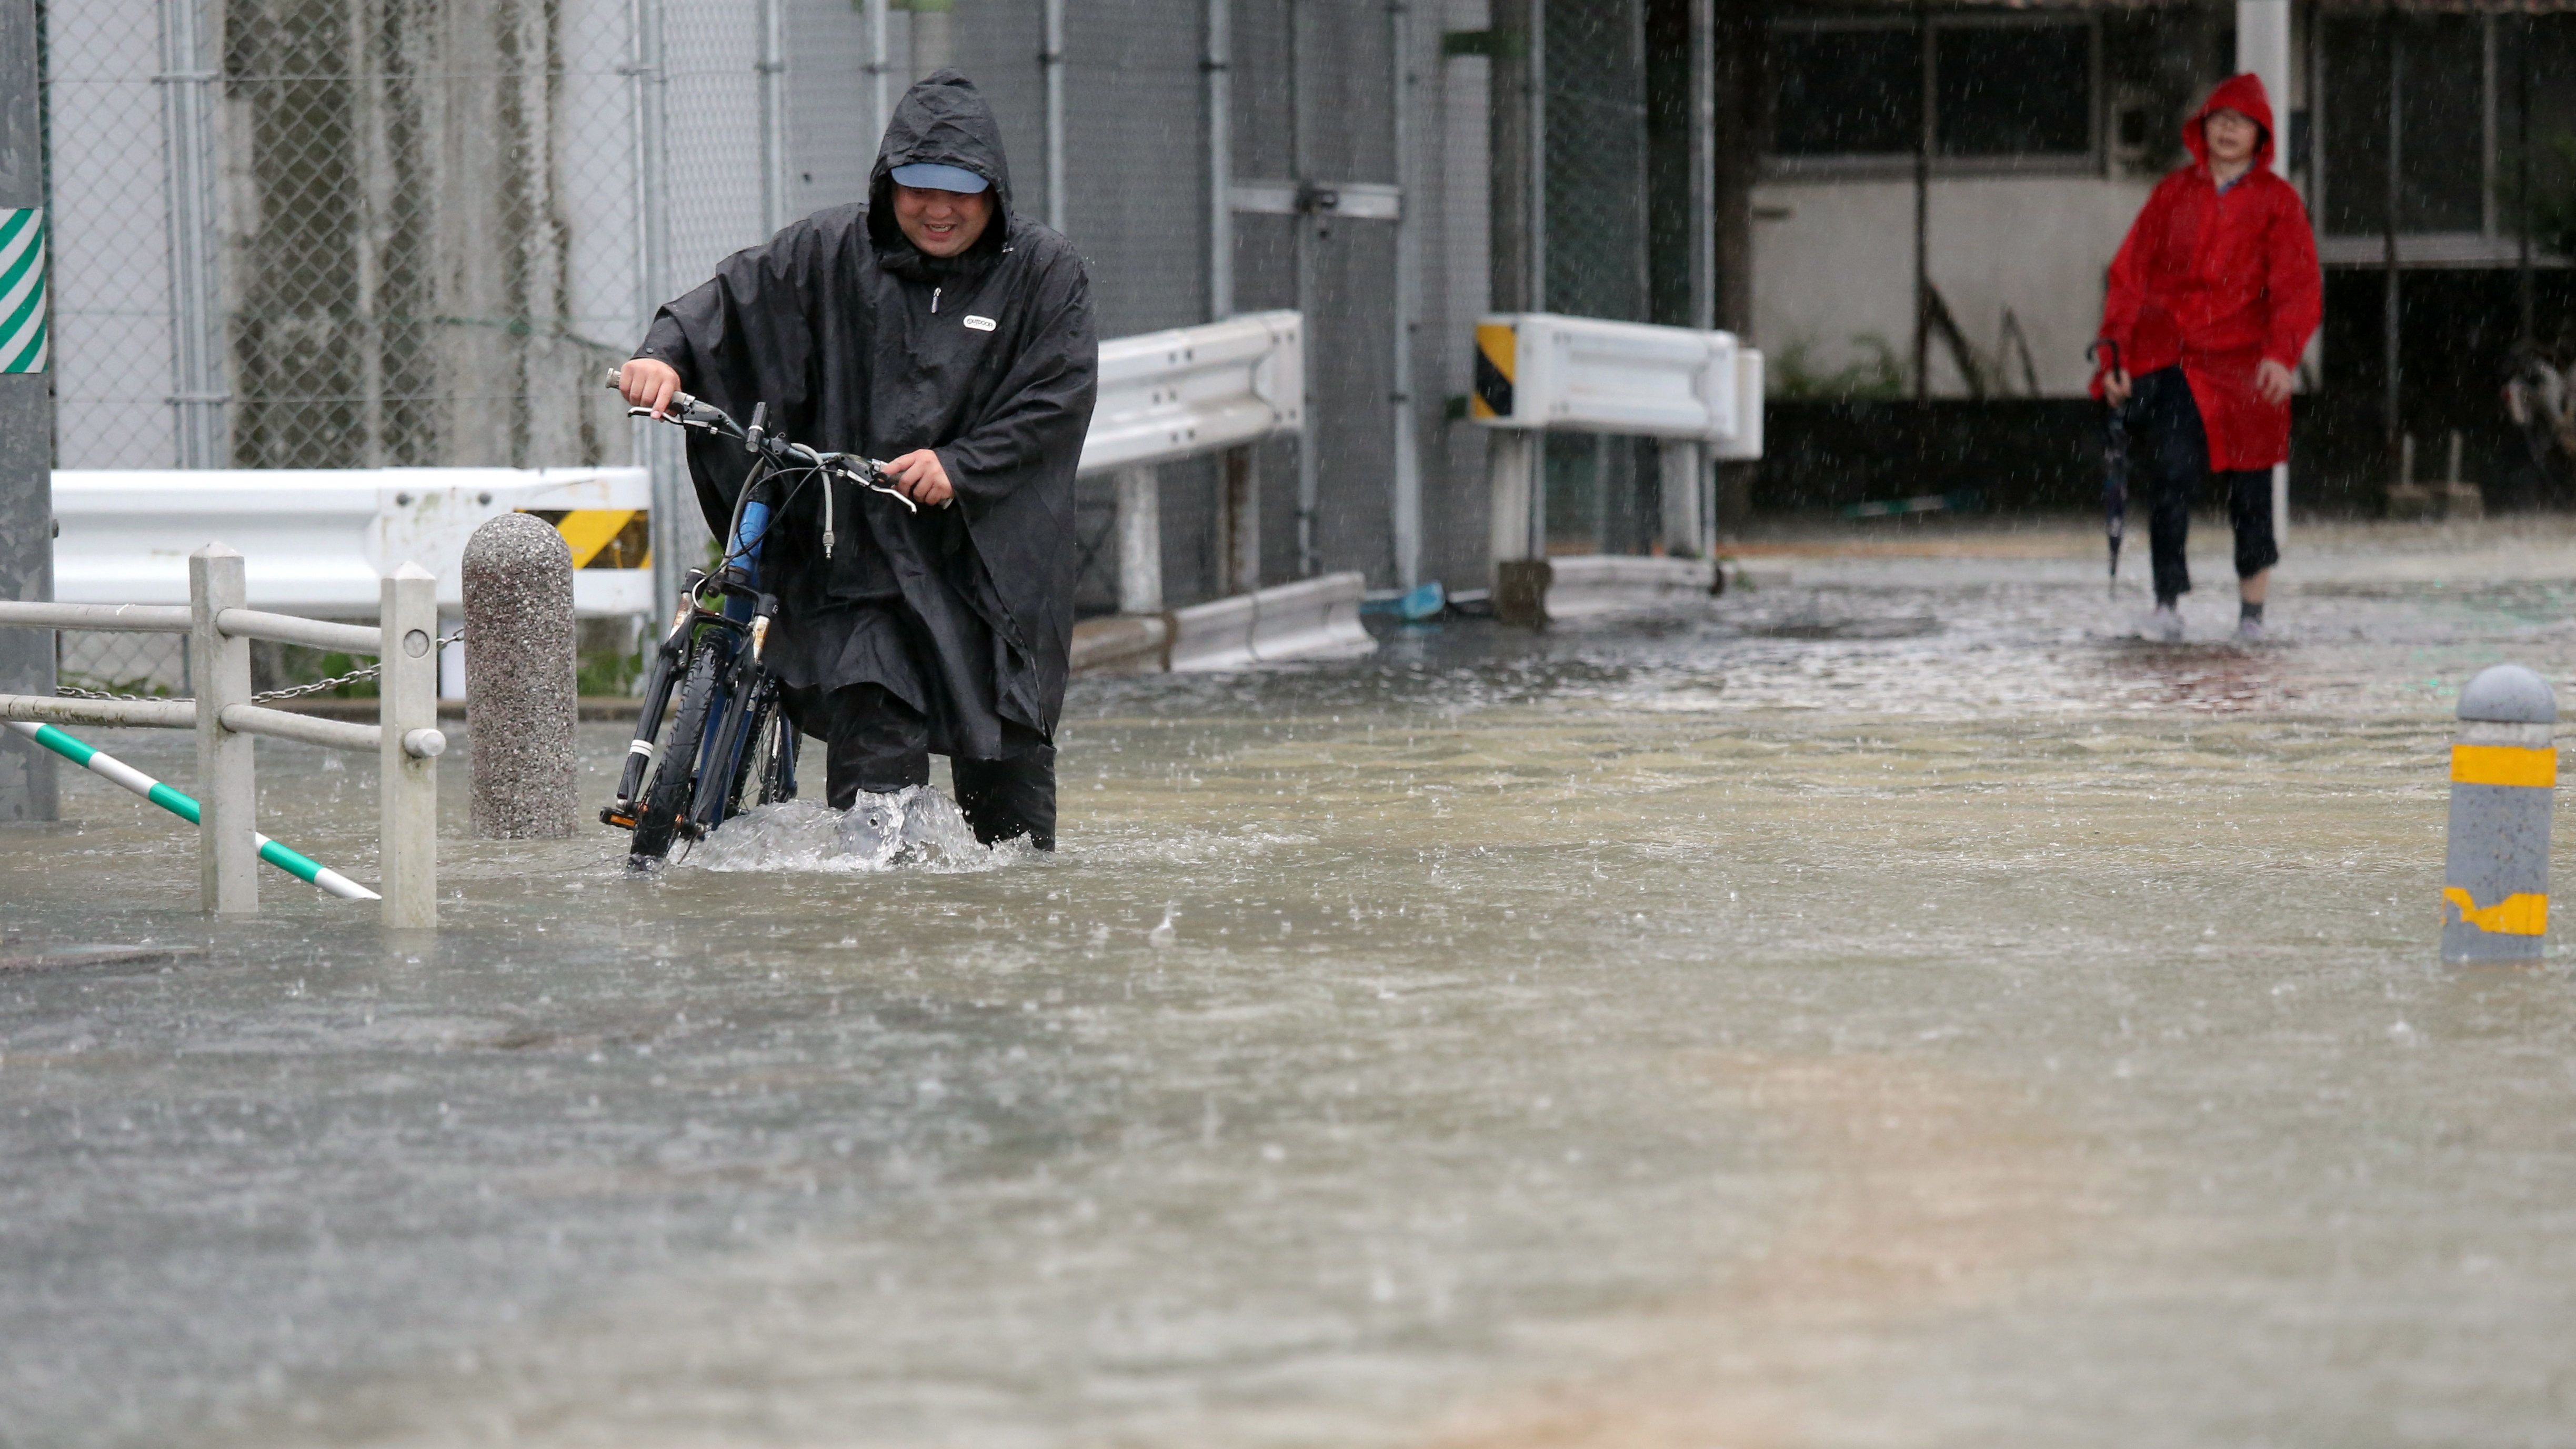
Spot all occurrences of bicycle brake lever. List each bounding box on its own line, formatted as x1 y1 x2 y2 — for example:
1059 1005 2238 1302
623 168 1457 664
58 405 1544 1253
837 458 918 513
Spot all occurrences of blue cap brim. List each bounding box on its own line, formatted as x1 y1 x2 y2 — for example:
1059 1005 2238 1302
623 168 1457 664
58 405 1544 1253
889 163 990 195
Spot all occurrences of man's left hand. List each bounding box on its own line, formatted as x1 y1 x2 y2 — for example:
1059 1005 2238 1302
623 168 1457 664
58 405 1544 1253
2254 359 2296 406
883 449 955 507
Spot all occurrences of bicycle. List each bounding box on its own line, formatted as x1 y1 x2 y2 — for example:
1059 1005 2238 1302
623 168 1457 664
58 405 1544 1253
598 370 917 866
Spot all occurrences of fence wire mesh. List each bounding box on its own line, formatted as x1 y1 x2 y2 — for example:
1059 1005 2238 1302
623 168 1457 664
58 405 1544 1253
56 632 187 697
39 0 1664 599
1543 0 1652 553
39 0 737 475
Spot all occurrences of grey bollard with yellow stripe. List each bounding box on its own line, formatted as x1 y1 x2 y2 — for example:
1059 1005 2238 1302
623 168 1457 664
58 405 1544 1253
2443 664 2556 963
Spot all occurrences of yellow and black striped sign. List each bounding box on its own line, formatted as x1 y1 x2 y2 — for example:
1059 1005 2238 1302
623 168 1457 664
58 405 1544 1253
1471 322 1516 422
522 509 650 569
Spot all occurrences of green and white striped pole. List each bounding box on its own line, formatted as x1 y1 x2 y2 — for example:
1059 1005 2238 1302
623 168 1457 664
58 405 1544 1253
0 207 46 374
5 719 379 901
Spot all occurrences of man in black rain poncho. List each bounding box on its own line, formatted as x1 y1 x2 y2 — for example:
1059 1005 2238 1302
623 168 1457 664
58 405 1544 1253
617 70 1097 850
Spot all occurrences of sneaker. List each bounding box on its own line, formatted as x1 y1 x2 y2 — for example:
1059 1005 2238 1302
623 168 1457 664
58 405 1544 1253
2142 604 2183 642
2237 615 2266 643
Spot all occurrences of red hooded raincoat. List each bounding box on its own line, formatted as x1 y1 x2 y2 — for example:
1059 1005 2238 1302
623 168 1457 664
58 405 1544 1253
2093 74 2322 472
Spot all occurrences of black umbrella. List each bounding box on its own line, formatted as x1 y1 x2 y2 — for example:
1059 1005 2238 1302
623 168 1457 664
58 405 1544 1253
2088 340 2130 592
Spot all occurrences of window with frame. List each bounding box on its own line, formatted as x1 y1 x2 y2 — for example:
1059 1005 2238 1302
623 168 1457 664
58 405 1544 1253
1768 12 2098 166
2316 11 2576 242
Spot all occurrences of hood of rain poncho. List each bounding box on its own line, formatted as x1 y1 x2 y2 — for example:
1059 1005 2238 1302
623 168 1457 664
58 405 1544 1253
869 68 1014 281
2182 73 2277 176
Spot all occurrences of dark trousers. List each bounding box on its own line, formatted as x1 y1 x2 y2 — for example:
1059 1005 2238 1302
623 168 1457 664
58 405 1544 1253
2132 366 2279 604
783 683 1057 850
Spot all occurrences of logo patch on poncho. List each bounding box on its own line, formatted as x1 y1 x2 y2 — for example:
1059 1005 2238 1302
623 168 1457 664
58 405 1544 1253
963 314 997 332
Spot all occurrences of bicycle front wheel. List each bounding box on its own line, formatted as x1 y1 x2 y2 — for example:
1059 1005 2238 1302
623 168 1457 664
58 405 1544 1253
630 642 721 865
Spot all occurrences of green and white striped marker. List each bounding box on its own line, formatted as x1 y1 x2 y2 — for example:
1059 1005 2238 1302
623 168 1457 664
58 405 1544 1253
6 719 378 901
0 209 46 374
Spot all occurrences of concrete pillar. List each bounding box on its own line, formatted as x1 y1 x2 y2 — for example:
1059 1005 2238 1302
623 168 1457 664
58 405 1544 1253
463 514 578 839
0 0 53 823
191 546 257 914
379 563 440 930
2443 664 2555 963
1116 465 1163 615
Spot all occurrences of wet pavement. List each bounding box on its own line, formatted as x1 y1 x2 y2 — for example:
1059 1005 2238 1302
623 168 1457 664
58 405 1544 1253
7 523 2576 1447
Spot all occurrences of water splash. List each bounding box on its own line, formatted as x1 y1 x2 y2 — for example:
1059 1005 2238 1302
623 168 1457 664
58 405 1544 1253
687 788 998 874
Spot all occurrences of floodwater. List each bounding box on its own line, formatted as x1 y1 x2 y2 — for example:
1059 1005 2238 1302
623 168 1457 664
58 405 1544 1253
8 523 2576 1447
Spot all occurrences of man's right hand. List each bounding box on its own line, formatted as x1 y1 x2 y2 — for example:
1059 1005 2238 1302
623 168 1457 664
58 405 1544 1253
618 358 683 419
2101 367 2132 407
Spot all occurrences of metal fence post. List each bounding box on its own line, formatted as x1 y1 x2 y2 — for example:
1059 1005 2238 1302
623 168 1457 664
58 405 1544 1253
158 0 227 467
1487 429 1538 567
189 545 256 914
1287 0 1319 577
379 562 439 928
911 0 954 74
1388 0 1421 590
1218 445 1259 595
1205 0 1232 320
756 0 790 236
867 0 892 142
1527 0 1546 314
1043 0 1067 234
1116 465 1163 615
628 0 680 631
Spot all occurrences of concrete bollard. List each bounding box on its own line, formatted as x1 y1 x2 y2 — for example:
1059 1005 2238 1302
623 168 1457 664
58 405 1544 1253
462 513 578 838
2443 664 2556 963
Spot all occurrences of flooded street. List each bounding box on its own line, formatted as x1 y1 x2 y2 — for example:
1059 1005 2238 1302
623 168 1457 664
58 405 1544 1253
9 524 2576 1447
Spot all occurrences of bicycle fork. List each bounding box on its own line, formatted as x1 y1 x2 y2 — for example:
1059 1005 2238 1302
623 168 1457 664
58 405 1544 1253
602 594 699 829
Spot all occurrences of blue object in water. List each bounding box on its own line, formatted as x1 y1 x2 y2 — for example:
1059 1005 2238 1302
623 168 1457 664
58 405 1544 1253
1363 582 1448 622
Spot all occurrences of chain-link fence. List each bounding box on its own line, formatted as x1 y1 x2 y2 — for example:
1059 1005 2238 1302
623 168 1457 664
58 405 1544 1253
42 0 664 475
39 0 769 687
1541 0 1654 555
38 0 1677 626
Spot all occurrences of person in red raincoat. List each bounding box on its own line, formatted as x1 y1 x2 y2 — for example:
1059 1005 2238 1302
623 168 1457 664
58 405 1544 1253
2094 73 2321 642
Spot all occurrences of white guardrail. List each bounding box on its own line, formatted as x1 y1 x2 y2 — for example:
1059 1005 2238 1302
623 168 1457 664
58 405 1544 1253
1471 312 1762 625
1539 556 1718 621
1076 312 1328 647
0 545 442 927
1471 312 1760 447
49 312 1342 682
1165 572 1375 672
52 465 649 619
1078 309 1303 477
1066 573 1379 675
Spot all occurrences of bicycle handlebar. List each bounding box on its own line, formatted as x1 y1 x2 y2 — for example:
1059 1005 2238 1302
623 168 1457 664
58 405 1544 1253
602 367 915 514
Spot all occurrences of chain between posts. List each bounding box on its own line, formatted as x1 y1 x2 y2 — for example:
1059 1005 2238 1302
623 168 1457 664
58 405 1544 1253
53 627 466 705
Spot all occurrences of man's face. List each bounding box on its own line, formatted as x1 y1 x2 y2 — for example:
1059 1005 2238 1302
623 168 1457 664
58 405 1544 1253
893 183 993 258
2203 107 2261 167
